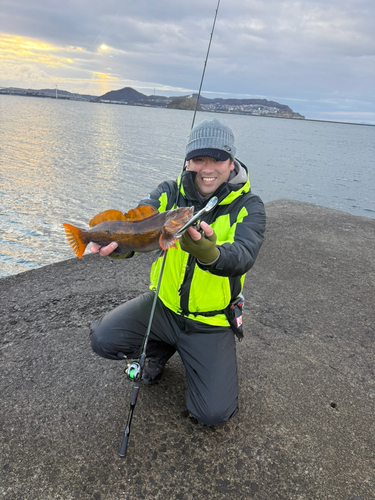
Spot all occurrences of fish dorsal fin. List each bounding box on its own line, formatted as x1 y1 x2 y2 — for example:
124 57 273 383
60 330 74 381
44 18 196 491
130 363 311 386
123 205 159 221
89 209 126 227
89 206 159 227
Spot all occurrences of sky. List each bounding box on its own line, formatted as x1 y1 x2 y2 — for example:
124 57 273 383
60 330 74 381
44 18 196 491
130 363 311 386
1 0 374 124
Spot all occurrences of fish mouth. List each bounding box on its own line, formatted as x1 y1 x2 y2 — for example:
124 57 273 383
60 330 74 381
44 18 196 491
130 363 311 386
183 206 195 222
174 206 194 219
178 206 194 223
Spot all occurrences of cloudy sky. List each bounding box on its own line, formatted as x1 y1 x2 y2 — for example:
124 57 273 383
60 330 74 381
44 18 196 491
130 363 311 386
1 0 374 124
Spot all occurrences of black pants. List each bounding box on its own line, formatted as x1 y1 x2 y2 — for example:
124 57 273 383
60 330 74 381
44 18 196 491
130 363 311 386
90 291 238 425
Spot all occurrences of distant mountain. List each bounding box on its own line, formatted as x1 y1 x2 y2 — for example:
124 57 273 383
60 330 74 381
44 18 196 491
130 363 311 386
0 85 304 119
99 87 147 102
98 87 171 108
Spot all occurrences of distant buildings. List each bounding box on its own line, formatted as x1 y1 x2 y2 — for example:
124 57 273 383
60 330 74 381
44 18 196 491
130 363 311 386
200 102 286 116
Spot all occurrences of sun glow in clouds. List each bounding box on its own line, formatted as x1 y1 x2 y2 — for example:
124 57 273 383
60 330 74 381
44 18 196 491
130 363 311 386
0 34 75 66
0 33 123 95
92 72 117 80
92 71 118 96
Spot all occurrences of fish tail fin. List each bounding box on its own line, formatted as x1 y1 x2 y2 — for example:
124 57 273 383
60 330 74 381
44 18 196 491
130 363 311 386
63 223 88 258
159 233 177 251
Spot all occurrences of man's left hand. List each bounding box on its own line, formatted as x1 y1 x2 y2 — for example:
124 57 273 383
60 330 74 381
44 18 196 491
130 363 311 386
179 221 219 264
90 241 118 257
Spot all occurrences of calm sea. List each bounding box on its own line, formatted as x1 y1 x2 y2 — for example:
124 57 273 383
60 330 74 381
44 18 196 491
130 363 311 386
1 95 374 279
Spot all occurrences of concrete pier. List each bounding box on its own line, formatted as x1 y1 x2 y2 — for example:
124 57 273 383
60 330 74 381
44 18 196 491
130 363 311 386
1 200 374 500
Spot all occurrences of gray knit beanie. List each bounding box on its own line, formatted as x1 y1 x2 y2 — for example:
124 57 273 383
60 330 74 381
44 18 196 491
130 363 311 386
185 119 236 161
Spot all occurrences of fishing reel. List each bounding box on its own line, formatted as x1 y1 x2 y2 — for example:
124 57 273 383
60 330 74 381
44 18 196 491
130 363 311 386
118 353 142 381
124 360 142 381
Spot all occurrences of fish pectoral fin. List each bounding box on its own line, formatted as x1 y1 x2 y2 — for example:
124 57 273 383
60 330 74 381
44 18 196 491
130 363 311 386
89 209 126 227
123 205 159 221
159 233 177 251
63 223 88 258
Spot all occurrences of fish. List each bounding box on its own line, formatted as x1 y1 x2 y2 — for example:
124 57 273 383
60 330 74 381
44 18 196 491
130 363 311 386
63 205 194 259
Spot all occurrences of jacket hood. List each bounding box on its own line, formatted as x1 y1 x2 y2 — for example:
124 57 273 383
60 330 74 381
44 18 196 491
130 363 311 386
229 159 248 186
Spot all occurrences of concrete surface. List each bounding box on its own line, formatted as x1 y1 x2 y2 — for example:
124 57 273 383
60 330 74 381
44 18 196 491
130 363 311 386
0 199 374 500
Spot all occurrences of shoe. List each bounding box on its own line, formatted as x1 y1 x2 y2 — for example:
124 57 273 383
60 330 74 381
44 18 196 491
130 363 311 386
141 357 168 385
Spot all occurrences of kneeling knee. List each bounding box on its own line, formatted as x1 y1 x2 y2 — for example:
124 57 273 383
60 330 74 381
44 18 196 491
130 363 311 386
89 321 110 359
190 406 238 426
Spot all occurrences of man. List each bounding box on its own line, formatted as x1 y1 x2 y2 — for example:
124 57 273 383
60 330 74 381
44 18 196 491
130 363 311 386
90 118 266 425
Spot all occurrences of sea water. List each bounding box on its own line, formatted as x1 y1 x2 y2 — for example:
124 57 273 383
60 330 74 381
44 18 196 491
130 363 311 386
0 95 374 278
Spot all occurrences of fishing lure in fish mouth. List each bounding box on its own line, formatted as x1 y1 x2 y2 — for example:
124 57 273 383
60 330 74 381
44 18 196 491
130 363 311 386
63 205 194 259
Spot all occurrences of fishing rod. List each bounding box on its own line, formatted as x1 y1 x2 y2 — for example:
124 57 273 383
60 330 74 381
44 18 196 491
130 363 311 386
119 0 222 458
191 0 221 129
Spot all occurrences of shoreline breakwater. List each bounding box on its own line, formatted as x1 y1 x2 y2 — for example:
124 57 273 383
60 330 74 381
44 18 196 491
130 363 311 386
1 200 374 500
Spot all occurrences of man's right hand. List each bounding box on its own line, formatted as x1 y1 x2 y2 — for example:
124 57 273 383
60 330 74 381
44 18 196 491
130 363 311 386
90 242 118 257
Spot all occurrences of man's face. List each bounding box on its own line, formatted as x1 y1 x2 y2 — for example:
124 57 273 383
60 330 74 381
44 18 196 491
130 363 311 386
187 156 234 196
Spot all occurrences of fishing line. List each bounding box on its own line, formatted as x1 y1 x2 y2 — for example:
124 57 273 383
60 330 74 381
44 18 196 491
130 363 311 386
173 0 221 208
191 0 221 129
119 0 222 459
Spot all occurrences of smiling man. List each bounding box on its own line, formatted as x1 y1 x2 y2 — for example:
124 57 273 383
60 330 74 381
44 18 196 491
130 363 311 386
185 118 236 195
187 155 234 196
90 118 266 426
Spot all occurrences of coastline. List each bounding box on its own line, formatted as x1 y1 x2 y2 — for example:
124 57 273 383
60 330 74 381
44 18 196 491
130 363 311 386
1 92 374 126
1 199 374 499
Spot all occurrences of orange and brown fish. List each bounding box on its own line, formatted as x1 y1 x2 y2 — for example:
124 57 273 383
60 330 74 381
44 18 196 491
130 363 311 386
63 205 194 258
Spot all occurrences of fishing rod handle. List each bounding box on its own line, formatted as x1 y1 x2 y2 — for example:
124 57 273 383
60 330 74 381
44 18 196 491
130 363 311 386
119 381 140 457
119 430 130 458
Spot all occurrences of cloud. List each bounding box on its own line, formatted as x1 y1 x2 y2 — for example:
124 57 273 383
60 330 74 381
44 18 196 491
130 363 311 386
0 34 76 67
1 63 51 84
0 0 374 123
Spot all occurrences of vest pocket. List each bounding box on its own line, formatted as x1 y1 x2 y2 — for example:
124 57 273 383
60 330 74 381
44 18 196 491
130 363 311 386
188 267 231 313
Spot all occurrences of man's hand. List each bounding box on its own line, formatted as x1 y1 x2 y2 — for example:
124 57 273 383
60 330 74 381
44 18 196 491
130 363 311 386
179 221 219 264
90 242 118 257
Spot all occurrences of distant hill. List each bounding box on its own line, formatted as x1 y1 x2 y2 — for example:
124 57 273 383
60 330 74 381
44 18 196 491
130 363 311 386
40 88 96 100
167 96 202 111
0 87 97 101
195 95 291 111
192 94 304 119
0 86 304 119
99 87 147 102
